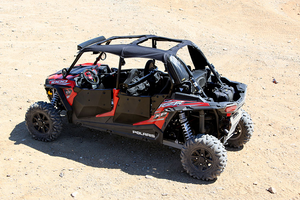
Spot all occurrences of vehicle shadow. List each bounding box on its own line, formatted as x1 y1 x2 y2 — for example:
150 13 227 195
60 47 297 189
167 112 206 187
9 121 216 185
225 146 244 151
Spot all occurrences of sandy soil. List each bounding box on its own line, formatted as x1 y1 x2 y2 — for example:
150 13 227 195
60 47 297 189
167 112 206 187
0 0 300 199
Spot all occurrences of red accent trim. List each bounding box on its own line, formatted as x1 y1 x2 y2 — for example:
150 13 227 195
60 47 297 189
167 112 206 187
80 62 95 66
96 89 120 117
183 102 210 107
80 63 101 67
48 74 78 80
133 113 169 129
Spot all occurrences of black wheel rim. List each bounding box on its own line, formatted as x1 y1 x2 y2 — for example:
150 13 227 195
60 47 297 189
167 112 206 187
32 113 50 133
229 123 242 140
191 148 213 171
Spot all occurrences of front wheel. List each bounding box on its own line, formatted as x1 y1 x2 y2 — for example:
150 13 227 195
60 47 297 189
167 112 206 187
180 134 227 181
226 110 254 148
25 101 62 142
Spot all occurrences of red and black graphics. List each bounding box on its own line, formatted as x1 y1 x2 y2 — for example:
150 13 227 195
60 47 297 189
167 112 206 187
133 100 210 129
46 63 103 106
47 63 101 85
47 75 77 106
63 88 77 106
158 100 210 109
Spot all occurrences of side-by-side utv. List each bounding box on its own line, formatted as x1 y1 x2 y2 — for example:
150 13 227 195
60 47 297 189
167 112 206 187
25 35 254 180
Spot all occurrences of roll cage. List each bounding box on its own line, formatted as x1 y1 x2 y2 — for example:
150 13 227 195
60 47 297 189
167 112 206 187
65 35 223 89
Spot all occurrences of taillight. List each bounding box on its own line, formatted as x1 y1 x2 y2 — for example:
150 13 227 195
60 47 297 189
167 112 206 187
225 105 237 116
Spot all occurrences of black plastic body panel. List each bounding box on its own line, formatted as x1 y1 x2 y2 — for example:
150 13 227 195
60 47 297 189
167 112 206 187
114 93 151 124
171 92 202 101
73 118 164 143
151 94 167 115
72 89 112 118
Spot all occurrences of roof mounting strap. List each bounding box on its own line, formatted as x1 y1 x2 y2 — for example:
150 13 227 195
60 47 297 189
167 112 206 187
152 39 157 48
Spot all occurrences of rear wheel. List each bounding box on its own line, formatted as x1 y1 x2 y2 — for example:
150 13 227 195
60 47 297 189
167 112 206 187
226 110 254 148
180 134 227 181
25 101 62 142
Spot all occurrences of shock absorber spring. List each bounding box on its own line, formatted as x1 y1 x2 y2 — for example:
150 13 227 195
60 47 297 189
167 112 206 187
51 91 59 107
179 111 193 141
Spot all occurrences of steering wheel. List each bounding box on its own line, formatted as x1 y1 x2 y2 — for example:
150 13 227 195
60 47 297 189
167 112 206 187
82 69 99 85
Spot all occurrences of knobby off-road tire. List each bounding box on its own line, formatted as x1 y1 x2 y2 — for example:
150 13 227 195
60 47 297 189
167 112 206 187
25 101 62 142
181 134 227 181
226 109 254 148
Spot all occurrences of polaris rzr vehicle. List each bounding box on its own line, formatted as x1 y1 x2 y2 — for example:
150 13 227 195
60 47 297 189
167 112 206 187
25 35 253 181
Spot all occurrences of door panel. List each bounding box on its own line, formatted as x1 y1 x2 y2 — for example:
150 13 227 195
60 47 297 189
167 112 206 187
114 93 151 124
73 89 112 118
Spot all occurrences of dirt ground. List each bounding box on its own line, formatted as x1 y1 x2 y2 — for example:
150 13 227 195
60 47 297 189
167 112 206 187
0 0 300 199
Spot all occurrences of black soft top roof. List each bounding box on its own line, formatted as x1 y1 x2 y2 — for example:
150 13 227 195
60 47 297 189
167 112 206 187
79 35 197 63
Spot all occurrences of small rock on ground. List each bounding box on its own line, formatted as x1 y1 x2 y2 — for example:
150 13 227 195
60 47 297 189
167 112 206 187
145 175 153 179
71 191 78 197
267 187 276 194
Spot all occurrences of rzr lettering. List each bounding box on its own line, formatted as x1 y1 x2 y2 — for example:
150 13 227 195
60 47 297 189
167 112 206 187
159 101 184 108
